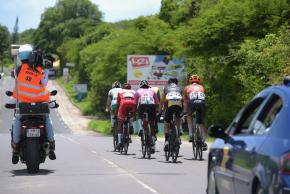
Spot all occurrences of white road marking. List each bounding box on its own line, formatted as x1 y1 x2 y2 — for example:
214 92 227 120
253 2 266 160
88 148 159 193
100 156 160 194
59 135 81 145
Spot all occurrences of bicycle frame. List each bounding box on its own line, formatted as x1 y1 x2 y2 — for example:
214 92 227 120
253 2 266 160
191 111 203 160
141 112 152 159
165 113 180 163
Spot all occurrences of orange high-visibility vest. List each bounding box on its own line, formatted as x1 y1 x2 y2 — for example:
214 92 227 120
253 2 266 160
13 63 50 103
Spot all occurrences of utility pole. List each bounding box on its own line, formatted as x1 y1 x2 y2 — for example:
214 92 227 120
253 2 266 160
12 17 19 44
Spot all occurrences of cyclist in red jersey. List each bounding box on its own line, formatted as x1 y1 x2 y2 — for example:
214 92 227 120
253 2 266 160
116 83 136 149
183 75 207 150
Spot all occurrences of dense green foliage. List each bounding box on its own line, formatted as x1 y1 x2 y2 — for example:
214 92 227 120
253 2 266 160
0 24 11 65
14 0 290 126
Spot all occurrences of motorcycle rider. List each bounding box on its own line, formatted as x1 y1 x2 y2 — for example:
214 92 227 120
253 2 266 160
11 44 56 164
105 81 122 131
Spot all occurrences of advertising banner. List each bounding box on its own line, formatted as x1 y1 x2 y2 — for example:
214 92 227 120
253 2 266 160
127 55 185 89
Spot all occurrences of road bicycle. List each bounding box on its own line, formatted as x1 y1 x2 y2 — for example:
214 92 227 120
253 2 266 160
140 112 155 159
191 111 203 160
165 113 181 163
119 112 133 155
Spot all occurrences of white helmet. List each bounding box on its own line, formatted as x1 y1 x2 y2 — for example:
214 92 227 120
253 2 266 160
18 44 33 61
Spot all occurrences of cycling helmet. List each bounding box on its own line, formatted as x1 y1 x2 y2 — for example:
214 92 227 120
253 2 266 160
18 44 33 61
139 80 149 88
122 83 131 89
189 74 200 84
168 78 178 85
112 81 121 88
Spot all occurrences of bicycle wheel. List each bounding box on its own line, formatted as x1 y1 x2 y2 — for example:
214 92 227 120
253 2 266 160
141 131 146 158
197 135 203 160
165 139 170 161
146 133 152 159
113 124 118 152
172 128 179 163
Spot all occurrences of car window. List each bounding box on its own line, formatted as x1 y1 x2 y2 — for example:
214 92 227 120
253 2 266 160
252 94 283 135
230 97 265 135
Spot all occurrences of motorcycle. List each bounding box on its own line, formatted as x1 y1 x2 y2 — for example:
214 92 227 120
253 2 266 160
5 90 59 173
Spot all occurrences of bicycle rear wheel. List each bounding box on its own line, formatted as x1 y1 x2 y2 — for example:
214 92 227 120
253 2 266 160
196 136 203 160
113 124 118 152
146 136 151 159
165 143 170 161
171 129 180 163
141 131 146 158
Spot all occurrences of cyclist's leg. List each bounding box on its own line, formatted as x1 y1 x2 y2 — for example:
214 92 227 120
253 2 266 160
148 105 157 149
196 102 207 149
163 106 172 150
187 100 195 141
117 104 126 148
173 105 182 135
137 105 144 136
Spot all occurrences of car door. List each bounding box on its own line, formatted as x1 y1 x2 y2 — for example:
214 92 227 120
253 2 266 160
233 93 284 194
214 97 266 194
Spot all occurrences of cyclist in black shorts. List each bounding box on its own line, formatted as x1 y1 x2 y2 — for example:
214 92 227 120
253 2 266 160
183 75 207 150
158 78 183 151
135 80 159 152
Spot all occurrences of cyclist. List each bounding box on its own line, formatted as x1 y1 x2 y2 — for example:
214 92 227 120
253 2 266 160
105 81 122 131
183 74 207 150
135 80 159 152
158 78 183 151
116 83 136 149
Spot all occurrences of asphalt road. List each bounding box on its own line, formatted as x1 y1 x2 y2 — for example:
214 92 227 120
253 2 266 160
0 77 208 194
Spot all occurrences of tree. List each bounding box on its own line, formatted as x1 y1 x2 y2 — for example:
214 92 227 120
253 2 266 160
33 0 102 52
0 24 11 69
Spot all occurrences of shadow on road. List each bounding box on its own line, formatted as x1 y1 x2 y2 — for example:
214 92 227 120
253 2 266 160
132 156 157 160
183 158 205 161
157 160 183 164
10 169 55 177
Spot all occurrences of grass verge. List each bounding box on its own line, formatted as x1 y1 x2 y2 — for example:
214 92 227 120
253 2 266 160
88 120 111 135
56 77 92 115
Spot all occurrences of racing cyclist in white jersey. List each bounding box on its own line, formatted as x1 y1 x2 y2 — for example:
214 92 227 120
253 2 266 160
105 81 122 131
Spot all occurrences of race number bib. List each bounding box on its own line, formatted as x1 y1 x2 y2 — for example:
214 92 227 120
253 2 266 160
189 91 205 100
140 94 154 104
123 91 134 98
166 92 182 100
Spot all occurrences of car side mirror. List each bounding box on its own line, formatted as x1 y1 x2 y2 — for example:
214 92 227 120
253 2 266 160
208 124 228 140
50 90 57 96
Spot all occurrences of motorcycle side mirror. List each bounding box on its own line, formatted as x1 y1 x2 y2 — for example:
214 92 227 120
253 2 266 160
50 90 57 96
5 104 16 109
6 91 13 96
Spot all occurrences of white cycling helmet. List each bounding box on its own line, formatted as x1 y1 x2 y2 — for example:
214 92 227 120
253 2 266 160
18 44 33 61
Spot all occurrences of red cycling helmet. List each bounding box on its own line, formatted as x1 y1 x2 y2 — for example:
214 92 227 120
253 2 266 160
122 83 132 89
189 75 201 84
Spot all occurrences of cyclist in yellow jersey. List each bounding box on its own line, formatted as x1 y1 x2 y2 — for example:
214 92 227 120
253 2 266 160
158 78 183 151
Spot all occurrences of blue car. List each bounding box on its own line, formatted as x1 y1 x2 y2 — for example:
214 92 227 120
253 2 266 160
207 76 290 194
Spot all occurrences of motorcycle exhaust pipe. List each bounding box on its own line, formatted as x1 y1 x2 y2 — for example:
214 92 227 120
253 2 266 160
43 142 50 155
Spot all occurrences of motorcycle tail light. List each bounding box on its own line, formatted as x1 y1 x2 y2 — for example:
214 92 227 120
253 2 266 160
280 153 290 175
39 125 44 128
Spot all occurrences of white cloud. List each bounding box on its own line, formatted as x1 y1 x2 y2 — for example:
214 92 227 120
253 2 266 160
91 0 161 22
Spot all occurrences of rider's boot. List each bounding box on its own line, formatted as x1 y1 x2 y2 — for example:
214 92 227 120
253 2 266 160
49 140 56 160
11 142 19 164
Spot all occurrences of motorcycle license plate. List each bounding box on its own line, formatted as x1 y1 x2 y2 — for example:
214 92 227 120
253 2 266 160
26 128 40 137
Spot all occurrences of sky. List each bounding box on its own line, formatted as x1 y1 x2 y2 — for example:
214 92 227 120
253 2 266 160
0 0 162 32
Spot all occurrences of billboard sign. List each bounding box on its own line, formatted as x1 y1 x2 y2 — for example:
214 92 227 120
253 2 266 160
127 55 185 89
